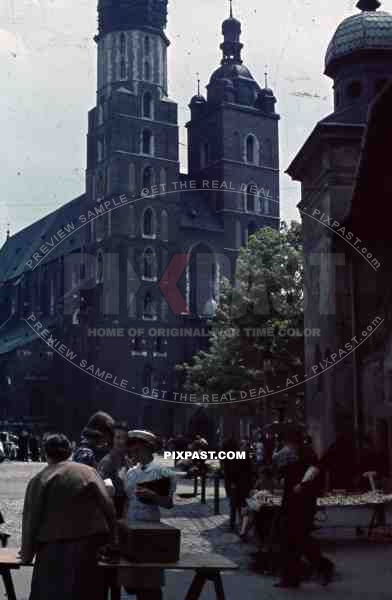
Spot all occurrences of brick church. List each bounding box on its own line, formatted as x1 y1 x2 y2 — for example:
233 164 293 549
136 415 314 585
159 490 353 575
0 0 280 437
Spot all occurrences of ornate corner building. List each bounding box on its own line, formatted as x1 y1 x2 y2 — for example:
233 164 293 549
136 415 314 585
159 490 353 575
288 0 392 461
0 0 280 437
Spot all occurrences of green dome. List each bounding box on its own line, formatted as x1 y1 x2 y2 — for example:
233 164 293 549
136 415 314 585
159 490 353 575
325 5 392 76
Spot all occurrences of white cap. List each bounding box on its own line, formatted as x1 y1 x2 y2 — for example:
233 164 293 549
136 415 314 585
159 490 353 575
127 430 158 449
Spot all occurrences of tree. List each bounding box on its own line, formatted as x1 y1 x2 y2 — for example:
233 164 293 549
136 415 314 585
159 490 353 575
178 222 304 422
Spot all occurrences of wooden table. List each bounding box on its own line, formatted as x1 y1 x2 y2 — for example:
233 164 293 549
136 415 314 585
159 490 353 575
0 548 31 600
99 553 239 600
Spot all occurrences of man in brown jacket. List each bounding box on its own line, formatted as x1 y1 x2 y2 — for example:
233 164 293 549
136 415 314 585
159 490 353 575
21 433 117 600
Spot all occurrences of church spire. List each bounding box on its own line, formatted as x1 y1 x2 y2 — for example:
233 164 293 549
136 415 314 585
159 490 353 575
220 4 243 65
356 0 381 10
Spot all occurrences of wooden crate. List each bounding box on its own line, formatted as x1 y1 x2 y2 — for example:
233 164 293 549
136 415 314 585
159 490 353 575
118 520 181 563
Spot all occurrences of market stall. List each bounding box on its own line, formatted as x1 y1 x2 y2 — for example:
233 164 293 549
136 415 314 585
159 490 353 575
247 490 392 537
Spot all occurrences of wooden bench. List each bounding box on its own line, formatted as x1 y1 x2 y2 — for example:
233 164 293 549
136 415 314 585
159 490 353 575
0 548 30 600
99 553 239 600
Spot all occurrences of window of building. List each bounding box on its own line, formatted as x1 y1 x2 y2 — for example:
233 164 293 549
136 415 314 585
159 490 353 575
145 61 151 81
120 58 126 80
142 166 154 192
143 292 154 318
143 247 155 278
143 210 154 237
143 92 153 118
120 33 126 55
160 209 169 241
246 135 255 163
246 184 256 212
144 36 150 54
347 80 362 100
142 129 153 154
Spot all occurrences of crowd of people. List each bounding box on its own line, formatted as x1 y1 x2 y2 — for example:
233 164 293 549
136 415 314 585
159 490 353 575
19 411 177 600
220 428 384 589
0 414 385 597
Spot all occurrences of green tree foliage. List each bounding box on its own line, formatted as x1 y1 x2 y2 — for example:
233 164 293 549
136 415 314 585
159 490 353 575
179 222 304 406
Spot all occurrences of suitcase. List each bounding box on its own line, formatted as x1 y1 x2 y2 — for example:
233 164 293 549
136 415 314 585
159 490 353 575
118 520 181 563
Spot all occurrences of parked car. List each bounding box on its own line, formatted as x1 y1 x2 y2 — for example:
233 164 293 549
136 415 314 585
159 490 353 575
0 432 18 460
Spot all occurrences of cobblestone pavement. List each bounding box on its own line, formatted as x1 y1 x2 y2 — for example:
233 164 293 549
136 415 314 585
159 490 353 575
0 460 255 567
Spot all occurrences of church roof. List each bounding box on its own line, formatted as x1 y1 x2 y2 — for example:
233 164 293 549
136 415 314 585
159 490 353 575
0 317 55 356
0 194 86 282
209 63 255 84
325 3 392 76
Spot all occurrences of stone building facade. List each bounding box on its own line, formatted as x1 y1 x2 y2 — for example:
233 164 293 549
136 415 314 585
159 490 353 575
0 0 280 437
287 0 392 465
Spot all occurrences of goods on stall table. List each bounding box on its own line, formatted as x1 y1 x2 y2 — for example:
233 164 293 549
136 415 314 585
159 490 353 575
246 490 392 511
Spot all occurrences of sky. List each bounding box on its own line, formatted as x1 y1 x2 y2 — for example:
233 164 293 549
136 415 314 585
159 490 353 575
0 0 386 241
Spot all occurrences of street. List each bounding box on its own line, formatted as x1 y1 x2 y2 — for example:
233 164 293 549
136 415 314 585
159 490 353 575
0 461 391 599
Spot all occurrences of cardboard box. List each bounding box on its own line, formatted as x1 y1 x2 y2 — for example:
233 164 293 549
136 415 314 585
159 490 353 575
118 520 181 563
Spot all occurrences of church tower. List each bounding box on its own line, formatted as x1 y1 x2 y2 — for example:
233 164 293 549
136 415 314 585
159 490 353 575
84 0 180 429
86 0 179 216
186 6 280 255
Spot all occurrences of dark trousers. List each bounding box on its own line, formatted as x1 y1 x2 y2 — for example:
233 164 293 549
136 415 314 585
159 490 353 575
280 499 330 584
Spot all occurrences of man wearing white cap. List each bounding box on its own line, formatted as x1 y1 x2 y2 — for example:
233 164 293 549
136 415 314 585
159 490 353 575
119 430 176 600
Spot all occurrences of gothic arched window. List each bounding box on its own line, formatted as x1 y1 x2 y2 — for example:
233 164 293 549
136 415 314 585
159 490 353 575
142 130 152 154
143 292 154 317
160 209 169 241
142 166 154 190
246 135 255 163
120 59 126 80
246 184 256 212
143 92 153 118
143 210 153 237
144 249 154 278
145 61 151 81
120 33 126 55
144 36 150 54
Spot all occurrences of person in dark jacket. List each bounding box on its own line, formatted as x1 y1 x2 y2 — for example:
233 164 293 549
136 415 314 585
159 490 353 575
73 411 115 468
275 430 334 589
